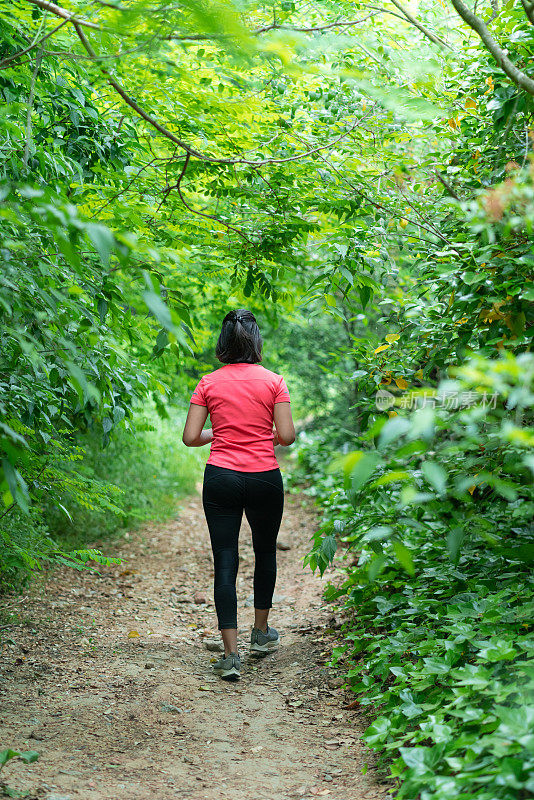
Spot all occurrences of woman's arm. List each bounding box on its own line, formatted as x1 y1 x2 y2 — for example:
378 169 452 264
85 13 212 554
182 404 213 447
273 402 295 446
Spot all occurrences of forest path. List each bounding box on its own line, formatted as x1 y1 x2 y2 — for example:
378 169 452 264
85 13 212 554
1 489 389 800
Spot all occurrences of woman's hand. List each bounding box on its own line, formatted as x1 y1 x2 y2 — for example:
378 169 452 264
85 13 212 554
272 427 280 446
199 428 213 445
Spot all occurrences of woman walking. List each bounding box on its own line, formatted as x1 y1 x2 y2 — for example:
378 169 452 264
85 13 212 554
182 309 295 680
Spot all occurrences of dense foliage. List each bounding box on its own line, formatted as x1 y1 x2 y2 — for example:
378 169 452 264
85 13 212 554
300 352 533 798
1 409 201 588
1 0 533 797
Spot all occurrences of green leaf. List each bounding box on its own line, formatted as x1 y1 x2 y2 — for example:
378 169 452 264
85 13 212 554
97 298 108 323
447 527 465 565
350 452 380 493
379 416 411 447
0 749 20 767
2 459 18 501
17 751 39 764
422 657 453 675
86 223 114 266
338 265 354 285
462 271 484 285
370 470 411 487
143 292 173 331
65 361 101 405
1 460 29 514
364 716 391 745
392 539 415 575
155 329 169 351
359 285 372 309
421 461 447 494
476 639 517 662
319 534 337 566
367 554 386 581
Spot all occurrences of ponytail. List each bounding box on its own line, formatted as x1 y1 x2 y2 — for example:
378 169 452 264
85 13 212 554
216 309 263 364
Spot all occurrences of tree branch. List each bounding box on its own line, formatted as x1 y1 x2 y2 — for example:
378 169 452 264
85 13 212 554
72 22 214 161
252 14 380 35
93 156 160 217
0 12 70 69
157 151 190 211
69 21 364 169
25 0 101 29
388 0 452 48
520 0 534 24
487 0 500 23
162 13 381 39
0 20 66 69
0 502 15 522
161 153 252 242
434 169 460 200
449 0 534 94
24 0 393 168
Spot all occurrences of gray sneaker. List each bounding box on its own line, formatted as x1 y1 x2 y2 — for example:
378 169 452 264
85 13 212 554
212 652 241 680
250 625 280 654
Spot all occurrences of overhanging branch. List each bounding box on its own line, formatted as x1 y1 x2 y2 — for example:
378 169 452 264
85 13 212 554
164 15 380 40
449 0 534 94
26 0 100 29
24 0 361 168
63 16 364 168
520 0 534 24
388 0 451 48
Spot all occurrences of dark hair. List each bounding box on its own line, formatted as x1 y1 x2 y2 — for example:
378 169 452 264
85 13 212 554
215 309 263 364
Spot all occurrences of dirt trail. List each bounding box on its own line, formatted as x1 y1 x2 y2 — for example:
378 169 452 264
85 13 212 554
1 488 390 800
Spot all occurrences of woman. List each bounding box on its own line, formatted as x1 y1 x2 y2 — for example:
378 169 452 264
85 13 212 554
182 309 295 680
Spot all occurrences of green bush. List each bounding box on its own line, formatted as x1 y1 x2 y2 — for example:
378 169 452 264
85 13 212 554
43 407 203 546
0 407 203 591
302 353 534 800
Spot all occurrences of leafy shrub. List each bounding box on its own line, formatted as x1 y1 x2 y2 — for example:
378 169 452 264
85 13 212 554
1 407 203 591
43 406 203 546
303 353 534 800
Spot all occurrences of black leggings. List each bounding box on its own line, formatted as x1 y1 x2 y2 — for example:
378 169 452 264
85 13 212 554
202 463 284 630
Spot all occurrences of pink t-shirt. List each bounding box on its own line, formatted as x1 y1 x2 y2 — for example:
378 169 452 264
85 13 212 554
190 363 291 472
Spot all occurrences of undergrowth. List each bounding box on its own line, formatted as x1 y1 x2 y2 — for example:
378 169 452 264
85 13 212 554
293 353 534 800
0 407 203 592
